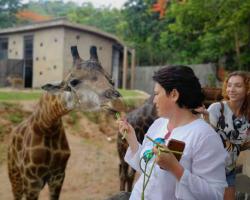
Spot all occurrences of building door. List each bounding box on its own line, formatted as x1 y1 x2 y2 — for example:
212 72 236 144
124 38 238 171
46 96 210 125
0 38 8 60
23 35 33 88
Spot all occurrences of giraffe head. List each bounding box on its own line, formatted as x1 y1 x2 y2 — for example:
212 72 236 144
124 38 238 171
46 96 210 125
41 46 121 112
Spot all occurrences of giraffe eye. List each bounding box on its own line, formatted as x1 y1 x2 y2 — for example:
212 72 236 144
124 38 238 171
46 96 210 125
69 79 81 87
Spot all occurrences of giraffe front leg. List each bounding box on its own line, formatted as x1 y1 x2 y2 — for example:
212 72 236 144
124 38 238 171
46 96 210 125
119 162 128 191
48 173 65 200
127 168 136 192
24 179 43 200
9 172 24 200
25 191 40 200
8 161 24 200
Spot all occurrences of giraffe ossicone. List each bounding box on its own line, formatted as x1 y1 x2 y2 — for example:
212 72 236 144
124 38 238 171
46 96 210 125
7 45 121 200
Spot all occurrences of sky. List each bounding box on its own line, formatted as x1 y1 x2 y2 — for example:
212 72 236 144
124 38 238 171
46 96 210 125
22 0 128 9
72 0 128 8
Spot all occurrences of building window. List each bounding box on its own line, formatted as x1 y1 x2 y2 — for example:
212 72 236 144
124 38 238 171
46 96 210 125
0 38 8 60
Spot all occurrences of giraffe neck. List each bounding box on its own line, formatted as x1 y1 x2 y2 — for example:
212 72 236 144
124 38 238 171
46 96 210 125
32 92 72 130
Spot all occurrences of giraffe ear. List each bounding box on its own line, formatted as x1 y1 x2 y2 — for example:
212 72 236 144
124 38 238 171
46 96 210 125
71 46 83 69
41 82 64 93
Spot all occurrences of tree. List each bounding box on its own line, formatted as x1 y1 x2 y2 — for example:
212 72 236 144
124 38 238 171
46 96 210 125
67 2 124 35
0 0 23 28
161 0 250 70
27 0 78 17
10 0 250 70
122 0 250 70
122 0 171 65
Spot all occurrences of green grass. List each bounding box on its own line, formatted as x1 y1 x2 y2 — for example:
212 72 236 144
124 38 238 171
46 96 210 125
0 126 6 140
0 89 148 110
0 91 42 101
118 89 144 97
82 112 100 124
0 89 145 101
8 113 24 124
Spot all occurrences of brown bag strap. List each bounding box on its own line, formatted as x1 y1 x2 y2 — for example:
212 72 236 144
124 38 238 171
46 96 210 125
217 101 227 147
220 101 224 116
217 102 226 130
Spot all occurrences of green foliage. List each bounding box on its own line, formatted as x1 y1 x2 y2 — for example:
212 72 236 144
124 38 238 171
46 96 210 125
207 73 216 87
0 0 23 28
24 1 124 35
67 2 124 35
27 0 78 17
122 0 250 70
122 0 170 65
11 0 250 71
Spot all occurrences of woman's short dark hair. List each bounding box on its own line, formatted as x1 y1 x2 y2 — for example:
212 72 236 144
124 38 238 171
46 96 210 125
152 65 205 109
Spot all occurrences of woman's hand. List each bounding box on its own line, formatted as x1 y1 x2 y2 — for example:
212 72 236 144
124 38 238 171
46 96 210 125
118 118 139 153
194 105 209 121
153 145 184 181
194 106 208 115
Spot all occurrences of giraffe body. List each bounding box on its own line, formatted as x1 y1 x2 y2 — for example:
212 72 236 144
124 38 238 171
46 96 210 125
117 96 157 191
8 46 120 200
8 93 70 200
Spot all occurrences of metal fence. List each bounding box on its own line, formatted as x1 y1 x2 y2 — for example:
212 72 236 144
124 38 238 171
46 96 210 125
0 59 24 87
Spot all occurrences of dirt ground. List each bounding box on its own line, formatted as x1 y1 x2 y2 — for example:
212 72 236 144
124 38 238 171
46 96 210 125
0 100 123 200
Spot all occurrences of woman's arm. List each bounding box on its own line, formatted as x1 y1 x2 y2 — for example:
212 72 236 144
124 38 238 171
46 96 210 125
123 118 166 172
175 134 227 200
207 102 221 128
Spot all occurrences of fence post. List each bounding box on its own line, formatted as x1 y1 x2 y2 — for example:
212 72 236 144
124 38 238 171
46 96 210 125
130 49 135 89
122 46 128 89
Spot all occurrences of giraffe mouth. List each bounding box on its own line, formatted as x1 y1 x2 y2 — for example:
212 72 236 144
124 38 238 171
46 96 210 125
101 104 119 115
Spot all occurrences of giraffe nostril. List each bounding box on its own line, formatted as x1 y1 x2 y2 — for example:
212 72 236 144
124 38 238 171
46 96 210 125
104 89 121 99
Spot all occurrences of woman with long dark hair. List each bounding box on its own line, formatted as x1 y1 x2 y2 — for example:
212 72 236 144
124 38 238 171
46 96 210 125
208 71 250 200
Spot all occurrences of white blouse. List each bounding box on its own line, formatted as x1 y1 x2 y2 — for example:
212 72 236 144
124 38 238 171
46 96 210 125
125 118 227 200
208 101 250 173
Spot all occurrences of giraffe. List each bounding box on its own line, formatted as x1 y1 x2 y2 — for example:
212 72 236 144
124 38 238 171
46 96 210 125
7 45 121 200
117 95 157 191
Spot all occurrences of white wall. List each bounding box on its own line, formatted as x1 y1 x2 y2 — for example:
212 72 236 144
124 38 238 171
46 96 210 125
8 34 24 59
63 28 114 77
33 27 64 87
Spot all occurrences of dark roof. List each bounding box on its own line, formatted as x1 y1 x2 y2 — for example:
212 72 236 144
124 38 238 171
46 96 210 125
0 18 125 47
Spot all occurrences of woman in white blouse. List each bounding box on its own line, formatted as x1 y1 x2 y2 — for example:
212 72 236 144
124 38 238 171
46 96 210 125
118 65 227 200
207 71 250 200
